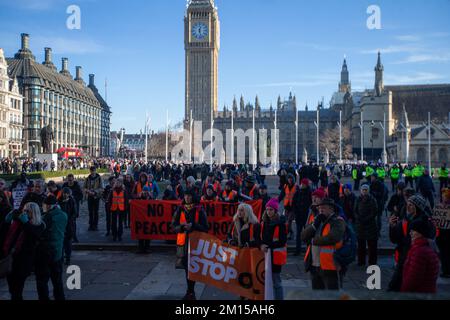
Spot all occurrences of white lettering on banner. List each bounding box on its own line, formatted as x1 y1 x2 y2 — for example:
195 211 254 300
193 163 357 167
189 239 239 283
433 204 450 230
12 186 28 210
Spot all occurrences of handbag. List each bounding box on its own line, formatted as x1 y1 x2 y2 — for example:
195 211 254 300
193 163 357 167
175 245 186 270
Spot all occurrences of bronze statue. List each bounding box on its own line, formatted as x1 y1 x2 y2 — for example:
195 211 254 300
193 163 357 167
40 125 54 153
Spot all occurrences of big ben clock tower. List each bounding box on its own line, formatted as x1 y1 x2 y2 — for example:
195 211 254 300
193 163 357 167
185 0 220 130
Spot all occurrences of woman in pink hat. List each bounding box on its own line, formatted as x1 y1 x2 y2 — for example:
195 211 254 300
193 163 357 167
260 198 287 300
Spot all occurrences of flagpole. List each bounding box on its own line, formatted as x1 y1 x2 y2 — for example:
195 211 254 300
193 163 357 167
189 109 193 163
360 109 364 162
252 108 256 167
166 109 169 162
428 112 431 173
144 111 148 161
339 110 342 164
210 110 214 171
231 108 234 164
295 109 298 164
274 109 278 173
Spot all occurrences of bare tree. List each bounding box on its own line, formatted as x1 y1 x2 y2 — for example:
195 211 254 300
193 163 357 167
320 126 353 160
147 121 183 159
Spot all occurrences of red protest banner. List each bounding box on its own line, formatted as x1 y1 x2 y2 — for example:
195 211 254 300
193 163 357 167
130 200 262 241
188 231 265 300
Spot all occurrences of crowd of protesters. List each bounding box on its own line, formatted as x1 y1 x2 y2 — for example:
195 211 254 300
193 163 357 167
0 158 449 300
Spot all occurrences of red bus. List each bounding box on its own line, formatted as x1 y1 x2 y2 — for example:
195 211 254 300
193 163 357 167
56 147 84 160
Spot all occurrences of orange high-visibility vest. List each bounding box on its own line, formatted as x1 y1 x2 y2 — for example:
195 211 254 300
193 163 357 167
136 182 149 194
283 184 296 207
111 190 125 211
261 222 287 266
222 190 237 201
213 181 221 193
319 221 343 271
175 184 182 198
246 185 257 198
231 223 255 243
176 208 200 246
304 212 317 263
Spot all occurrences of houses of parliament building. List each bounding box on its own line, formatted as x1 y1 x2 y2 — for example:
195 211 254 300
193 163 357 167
185 0 449 165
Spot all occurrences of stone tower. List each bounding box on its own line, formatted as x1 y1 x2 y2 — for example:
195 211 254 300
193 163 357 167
374 51 384 97
339 57 351 93
185 0 220 131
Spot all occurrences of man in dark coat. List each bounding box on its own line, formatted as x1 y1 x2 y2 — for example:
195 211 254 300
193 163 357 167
354 184 379 266
58 188 77 265
416 169 436 209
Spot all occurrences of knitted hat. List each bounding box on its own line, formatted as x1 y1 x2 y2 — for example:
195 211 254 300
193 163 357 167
318 197 338 209
62 187 72 195
266 198 279 212
259 184 267 190
312 188 326 199
143 186 151 192
344 183 352 191
301 179 309 186
408 194 431 215
361 184 370 191
410 219 432 239
206 184 214 190
287 173 295 181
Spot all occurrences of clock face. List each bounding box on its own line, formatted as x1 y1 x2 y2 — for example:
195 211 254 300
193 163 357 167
192 22 208 40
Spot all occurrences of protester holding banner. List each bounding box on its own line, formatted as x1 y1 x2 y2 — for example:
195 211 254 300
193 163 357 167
260 198 287 300
201 185 219 202
172 189 209 300
435 188 450 278
108 179 130 242
241 176 260 201
301 198 346 290
226 203 261 248
220 181 238 203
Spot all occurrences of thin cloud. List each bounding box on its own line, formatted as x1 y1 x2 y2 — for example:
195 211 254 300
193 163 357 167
32 36 105 55
395 35 421 42
360 45 422 54
385 72 445 84
393 53 450 64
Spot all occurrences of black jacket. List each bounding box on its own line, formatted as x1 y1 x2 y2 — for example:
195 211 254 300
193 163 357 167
354 195 379 240
62 181 83 203
58 196 77 239
261 215 287 273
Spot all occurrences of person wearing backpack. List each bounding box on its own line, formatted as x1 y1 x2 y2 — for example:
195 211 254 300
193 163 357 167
3 203 45 300
301 198 346 290
354 184 379 266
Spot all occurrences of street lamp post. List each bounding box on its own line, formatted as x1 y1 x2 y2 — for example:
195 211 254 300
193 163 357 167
337 110 342 164
359 109 364 162
379 112 387 164
428 112 432 173
370 120 375 161
295 109 299 164
314 107 319 164
189 109 193 163
231 108 234 164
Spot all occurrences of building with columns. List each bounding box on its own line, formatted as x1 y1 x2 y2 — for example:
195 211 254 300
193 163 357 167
0 48 24 158
5 33 111 157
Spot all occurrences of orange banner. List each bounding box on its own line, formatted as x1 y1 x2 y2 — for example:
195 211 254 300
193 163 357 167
130 200 262 240
188 231 265 300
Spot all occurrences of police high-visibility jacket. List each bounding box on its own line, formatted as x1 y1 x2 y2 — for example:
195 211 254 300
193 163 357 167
352 168 358 180
366 166 374 177
390 167 400 180
318 221 344 271
111 190 126 211
439 168 449 179
376 168 386 179
404 168 412 178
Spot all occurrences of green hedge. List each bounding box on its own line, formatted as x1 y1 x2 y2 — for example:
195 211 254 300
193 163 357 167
1 168 109 182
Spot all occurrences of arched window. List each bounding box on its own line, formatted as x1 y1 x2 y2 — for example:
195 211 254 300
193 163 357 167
417 148 426 163
439 148 448 164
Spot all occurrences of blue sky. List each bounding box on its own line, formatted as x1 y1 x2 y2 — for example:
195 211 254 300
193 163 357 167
1 0 450 133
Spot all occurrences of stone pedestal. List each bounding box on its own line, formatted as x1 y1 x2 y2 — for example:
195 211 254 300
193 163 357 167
35 153 58 171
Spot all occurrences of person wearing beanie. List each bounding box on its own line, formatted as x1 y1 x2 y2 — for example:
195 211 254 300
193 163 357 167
388 194 436 291
342 183 356 223
301 198 346 290
35 194 68 300
327 175 343 207
58 187 77 265
401 219 440 293
436 188 450 278
261 198 287 300
172 188 208 300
